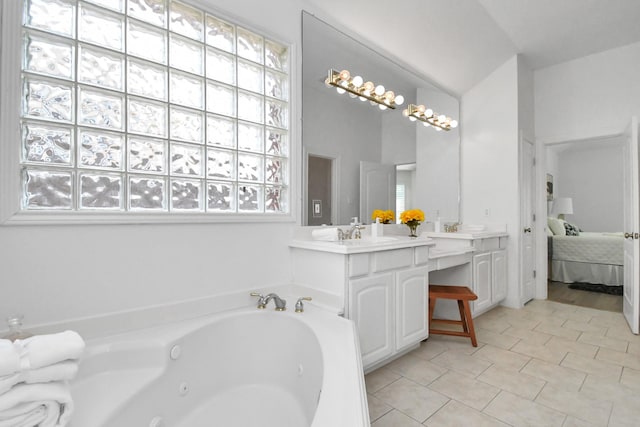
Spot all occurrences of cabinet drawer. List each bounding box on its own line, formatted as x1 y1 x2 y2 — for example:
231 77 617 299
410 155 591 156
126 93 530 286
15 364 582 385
473 237 499 251
414 246 430 266
349 253 370 278
372 248 413 272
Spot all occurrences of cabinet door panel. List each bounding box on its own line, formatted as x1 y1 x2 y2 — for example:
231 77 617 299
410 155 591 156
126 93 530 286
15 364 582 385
349 274 394 368
492 250 507 303
396 267 428 351
473 252 492 313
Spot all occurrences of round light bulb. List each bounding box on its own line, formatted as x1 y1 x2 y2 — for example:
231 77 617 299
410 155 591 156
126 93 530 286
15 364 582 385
384 90 395 100
379 104 387 110
363 81 374 92
348 93 357 98
402 109 409 117
409 116 417 122
435 127 442 132
394 95 404 106
338 69 350 81
352 76 363 87
423 122 430 127
340 80 349 88
450 120 458 128
438 114 447 123
374 85 385 96
324 78 331 88
336 87 346 94
425 108 433 118
362 90 371 97
359 96 367 102
417 104 426 114
369 101 377 106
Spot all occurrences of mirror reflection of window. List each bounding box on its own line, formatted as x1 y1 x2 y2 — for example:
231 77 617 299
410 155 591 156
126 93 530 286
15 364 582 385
396 163 416 223
396 184 405 223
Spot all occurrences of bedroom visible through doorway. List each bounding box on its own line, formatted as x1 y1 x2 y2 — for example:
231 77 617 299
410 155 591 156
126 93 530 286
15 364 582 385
545 135 625 312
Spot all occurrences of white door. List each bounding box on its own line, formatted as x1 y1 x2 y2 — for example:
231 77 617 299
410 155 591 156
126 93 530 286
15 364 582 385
623 117 640 334
348 274 395 368
492 250 508 303
395 267 429 351
520 137 536 304
360 161 396 224
472 252 492 314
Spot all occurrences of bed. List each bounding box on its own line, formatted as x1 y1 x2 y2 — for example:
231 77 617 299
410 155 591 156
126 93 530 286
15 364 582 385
548 218 624 286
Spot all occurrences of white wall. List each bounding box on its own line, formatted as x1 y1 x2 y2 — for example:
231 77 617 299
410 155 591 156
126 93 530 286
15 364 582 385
535 41 640 143
461 55 521 308
553 139 624 232
0 0 308 329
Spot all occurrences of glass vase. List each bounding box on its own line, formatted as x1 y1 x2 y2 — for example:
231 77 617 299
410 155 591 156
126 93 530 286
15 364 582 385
407 221 420 237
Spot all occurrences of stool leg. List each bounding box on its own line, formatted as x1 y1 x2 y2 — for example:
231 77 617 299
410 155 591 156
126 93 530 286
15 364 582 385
462 300 477 347
428 297 436 331
457 300 469 334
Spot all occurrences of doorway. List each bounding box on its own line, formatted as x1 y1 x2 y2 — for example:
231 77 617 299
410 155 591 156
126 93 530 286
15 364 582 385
307 155 335 226
544 135 625 312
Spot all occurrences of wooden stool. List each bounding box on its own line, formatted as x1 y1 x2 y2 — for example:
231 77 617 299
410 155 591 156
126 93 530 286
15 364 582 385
429 285 478 347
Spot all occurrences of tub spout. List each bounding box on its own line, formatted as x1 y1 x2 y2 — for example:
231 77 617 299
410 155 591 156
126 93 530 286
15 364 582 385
263 293 287 311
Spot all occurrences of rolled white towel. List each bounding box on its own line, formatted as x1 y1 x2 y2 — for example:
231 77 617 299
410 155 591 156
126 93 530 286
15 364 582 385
0 341 19 377
0 361 80 395
0 381 73 427
311 227 339 241
14 331 84 370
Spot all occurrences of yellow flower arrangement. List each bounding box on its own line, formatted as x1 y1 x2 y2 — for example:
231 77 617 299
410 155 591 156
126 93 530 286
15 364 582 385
400 209 425 224
400 209 425 237
371 209 394 224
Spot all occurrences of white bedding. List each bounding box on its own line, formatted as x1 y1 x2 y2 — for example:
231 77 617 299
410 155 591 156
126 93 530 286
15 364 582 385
552 232 623 265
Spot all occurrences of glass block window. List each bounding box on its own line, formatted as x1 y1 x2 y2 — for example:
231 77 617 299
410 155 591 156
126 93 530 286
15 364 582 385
20 0 290 214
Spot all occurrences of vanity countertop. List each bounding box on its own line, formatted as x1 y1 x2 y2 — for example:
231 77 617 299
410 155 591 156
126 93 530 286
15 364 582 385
289 235 435 254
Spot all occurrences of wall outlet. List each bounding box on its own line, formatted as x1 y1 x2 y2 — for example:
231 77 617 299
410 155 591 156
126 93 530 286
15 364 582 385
484 208 490 217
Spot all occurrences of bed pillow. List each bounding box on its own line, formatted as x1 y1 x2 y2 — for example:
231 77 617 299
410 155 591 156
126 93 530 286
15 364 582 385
564 222 580 236
548 217 566 235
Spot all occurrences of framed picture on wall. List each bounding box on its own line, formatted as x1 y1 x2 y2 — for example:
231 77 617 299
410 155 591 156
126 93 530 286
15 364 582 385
546 173 554 201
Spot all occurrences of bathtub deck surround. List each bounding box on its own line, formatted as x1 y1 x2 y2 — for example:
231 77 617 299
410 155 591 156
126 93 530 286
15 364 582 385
70 301 368 427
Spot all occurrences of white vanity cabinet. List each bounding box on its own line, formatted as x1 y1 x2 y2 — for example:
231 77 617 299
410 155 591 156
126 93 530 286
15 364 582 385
472 248 507 314
426 231 509 318
348 264 429 369
289 240 432 371
470 237 508 316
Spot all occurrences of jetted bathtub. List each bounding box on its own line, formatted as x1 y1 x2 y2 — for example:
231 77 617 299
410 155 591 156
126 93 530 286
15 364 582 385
70 304 369 427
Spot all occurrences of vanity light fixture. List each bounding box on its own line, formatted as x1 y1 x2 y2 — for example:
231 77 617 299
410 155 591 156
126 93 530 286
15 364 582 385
402 104 458 131
325 69 404 110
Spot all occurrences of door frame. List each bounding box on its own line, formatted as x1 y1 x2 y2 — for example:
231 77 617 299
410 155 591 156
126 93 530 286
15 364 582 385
519 134 536 304
303 148 340 226
535 131 626 301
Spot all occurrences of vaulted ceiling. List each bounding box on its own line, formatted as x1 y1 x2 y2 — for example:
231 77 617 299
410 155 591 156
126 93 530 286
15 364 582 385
305 0 640 96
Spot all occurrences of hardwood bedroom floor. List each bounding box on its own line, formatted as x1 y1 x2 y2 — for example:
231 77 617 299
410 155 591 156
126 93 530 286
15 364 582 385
548 280 622 312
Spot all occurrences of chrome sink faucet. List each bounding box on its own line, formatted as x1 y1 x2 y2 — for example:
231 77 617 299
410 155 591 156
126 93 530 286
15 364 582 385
337 217 364 240
250 292 287 311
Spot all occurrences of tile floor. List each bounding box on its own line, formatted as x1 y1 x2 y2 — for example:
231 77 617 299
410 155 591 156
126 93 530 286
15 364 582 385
365 299 640 426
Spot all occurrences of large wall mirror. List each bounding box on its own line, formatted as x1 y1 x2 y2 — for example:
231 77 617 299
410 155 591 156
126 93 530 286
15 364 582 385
302 11 461 226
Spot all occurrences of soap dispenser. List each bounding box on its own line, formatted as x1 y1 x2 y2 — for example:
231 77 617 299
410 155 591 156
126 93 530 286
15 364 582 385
434 217 441 233
371 218 383 239
3 314 32 341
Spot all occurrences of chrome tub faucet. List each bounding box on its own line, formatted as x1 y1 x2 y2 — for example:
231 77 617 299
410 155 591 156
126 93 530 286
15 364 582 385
250 292 287 311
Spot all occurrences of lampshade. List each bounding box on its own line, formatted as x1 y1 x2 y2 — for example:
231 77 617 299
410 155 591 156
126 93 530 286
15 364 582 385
552 197 573 219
